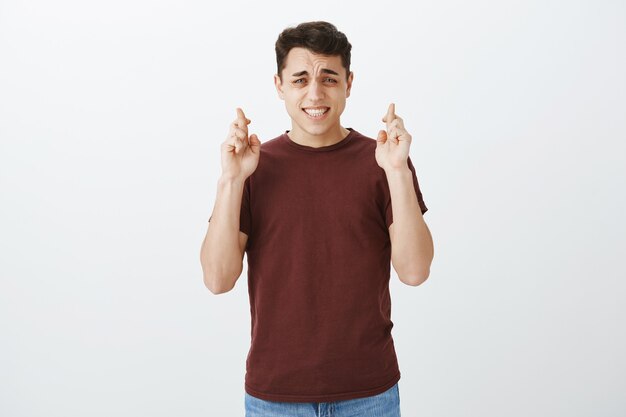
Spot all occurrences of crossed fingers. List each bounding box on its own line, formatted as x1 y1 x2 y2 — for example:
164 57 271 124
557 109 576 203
230 107 251 152
381 103 409 143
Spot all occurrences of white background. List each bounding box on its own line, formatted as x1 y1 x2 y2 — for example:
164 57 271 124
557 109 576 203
1 0 625 416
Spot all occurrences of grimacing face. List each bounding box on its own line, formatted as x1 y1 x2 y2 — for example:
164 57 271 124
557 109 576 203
274 47 353 141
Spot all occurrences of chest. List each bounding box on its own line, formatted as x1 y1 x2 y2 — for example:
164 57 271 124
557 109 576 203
250 157 387 240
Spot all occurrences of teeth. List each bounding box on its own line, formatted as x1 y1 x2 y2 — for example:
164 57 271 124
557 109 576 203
304 108 328 116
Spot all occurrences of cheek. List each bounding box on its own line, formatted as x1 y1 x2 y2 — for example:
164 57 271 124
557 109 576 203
285 102 302 117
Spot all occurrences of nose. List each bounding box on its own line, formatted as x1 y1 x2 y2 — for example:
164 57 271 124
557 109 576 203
307 79 324 101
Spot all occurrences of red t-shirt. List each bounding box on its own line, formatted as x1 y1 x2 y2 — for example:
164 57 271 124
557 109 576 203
215 127 427 402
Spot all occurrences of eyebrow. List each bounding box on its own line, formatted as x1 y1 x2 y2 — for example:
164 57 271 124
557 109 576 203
291 69 340 77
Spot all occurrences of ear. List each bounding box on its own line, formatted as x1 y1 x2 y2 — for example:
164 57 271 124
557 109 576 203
346 71 354 98
274 74 285 100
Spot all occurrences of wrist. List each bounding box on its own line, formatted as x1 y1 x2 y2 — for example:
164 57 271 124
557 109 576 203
384 165 411 177
218 174 246 187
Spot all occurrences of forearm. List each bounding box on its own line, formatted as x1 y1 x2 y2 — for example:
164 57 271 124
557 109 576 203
386 167 434 284
200 175 246 292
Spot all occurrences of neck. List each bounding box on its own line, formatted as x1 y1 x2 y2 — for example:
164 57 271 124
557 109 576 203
287 124 350 148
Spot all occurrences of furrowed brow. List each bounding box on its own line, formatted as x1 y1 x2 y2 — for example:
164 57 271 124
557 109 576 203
291 69 340 77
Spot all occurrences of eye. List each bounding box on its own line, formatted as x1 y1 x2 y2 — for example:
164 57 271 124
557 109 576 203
292 77 336 85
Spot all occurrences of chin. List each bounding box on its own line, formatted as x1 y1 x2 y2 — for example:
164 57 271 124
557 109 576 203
300 123 332 136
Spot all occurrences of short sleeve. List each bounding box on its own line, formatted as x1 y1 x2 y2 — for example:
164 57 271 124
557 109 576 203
383 156 428 229
208 176 252 236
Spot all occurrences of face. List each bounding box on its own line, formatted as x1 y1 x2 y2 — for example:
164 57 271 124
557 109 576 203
274 47 353 140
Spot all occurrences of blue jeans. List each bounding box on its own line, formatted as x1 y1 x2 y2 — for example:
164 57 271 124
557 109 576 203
245 382 401 417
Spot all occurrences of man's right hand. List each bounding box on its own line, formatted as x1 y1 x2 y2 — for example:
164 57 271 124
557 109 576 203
220 107 261 181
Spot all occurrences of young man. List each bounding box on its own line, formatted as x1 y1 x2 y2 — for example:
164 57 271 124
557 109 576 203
201 21 434 416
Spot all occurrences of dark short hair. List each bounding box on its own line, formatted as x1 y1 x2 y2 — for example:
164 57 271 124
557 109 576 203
275 21 352 82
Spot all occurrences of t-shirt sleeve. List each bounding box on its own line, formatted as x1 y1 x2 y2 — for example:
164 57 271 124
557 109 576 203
384 156 428 229
207 176 252 236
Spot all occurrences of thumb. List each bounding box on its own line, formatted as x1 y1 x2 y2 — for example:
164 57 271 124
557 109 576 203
249 133 261 152
376 130 387 145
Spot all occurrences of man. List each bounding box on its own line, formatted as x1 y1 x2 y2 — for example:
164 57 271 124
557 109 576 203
200 21 434 416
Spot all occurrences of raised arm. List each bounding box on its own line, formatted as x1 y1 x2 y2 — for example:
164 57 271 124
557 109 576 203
200 108 261 294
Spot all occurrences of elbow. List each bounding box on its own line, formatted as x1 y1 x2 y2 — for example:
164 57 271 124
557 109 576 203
202 271 219 294
201 259 243 295
399 268 430 286
203 273 235 295
200 249 237 295
392 253 433 287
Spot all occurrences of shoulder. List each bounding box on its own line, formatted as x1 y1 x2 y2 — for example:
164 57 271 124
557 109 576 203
346 129 379 154
348 129 383 163
259 134 285 152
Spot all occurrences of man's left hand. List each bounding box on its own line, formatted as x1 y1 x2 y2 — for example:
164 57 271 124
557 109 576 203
375 103 412 172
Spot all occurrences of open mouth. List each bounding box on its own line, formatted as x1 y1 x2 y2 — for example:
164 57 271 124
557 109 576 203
302 107 330 119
